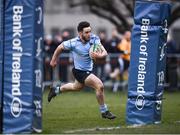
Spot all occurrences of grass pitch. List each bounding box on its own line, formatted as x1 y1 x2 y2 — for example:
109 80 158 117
42 89 180 134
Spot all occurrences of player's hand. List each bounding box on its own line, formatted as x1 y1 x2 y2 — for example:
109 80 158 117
50 58 57 68
90 52 99 60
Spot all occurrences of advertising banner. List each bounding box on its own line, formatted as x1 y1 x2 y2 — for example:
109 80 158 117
128 25 167 99
126 98 162 124
0 0 4 132
32 0 43 132
134 0 171 26
126 0 171 125
3 0 43 133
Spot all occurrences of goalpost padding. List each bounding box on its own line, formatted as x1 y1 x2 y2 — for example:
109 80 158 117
126 0 171 125
0 0 3 133
3 0 43 133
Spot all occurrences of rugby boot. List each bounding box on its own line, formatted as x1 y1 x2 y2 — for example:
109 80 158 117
48 85 60 102
102 111 116 120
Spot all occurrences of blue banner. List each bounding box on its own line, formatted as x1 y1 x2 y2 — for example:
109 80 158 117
126 98 162 124
128 25 166 99
0 0 4 132
126 0 171 125
134 0 171 26
3 0 43 133
32 0 43 132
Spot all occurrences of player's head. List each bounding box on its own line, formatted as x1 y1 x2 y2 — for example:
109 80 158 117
124 31 131 41
77 21 91 42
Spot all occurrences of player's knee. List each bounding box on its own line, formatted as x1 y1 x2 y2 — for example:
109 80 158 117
97 84 104 92
96 85 104 98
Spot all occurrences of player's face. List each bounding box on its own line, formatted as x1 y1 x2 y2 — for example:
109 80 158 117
81 27 91 42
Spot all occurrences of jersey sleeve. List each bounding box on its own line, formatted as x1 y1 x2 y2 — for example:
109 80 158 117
94 36 101 45
62 40 72 51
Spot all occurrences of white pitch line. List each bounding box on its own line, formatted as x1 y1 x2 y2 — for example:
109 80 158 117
64 126 121 134
175 121 180 123
127 124 146 128
64 124 164 134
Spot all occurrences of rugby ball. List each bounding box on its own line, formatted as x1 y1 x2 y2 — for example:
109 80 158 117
89 44 102 59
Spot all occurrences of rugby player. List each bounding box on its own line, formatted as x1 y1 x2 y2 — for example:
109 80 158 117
48 21 116 120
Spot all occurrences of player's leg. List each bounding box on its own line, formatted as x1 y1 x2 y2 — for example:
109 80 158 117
48 80 84 102
60 80 84 92
85 74 104 105
110 68 120 79
118 57 124 73
118 59 130 82
48 67 87 102
84 74 116 119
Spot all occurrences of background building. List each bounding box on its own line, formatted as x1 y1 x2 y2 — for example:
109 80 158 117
44 0 116 38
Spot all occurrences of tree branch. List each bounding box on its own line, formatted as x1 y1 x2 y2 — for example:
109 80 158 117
90 6 126 33
87 0 131 30
169 5 180 26
121 0 134 16
69 1 87 8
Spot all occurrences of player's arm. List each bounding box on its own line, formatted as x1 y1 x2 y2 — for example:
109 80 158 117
91 44 108 59
98 44 108 58
50 43 65 67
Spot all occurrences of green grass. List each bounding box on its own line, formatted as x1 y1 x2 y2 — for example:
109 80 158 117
42 89 180 134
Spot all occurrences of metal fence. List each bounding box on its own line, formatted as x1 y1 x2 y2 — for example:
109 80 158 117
42 53 180 91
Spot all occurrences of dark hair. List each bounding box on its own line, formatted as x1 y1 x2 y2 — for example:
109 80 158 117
77 21 90 32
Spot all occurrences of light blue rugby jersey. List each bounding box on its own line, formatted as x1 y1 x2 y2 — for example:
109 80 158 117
63 34 101 71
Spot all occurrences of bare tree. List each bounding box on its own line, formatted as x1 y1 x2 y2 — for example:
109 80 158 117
70 0 134 33
70 0 180 33
170 2 180 26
